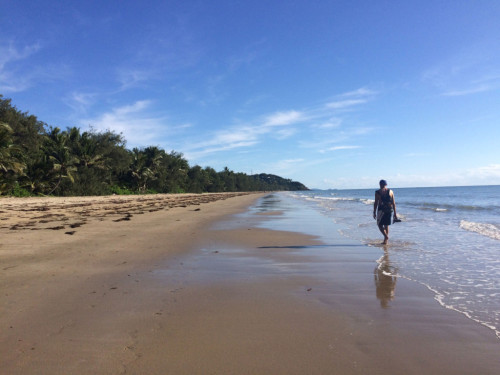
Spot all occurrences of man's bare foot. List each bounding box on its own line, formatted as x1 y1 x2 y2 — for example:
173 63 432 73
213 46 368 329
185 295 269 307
382 236 388 245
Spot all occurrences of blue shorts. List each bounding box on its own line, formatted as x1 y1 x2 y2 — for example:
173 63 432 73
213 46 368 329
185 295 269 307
377 210 392 226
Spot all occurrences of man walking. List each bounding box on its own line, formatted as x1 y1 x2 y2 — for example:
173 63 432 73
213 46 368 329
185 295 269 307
373 179 398 244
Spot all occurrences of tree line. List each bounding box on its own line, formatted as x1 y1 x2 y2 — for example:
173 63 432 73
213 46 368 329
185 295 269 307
0 95 308 196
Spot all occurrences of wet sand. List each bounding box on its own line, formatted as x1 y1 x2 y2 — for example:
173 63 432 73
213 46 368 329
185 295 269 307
1 192 498 374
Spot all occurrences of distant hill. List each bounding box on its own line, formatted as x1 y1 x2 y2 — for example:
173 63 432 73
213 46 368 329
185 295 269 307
251 173 309 191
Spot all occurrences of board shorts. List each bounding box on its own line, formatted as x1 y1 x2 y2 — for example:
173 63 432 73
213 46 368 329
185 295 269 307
377 210 392 226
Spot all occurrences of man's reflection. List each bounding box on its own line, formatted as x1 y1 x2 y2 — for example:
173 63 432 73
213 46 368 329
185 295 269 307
374 249 397 308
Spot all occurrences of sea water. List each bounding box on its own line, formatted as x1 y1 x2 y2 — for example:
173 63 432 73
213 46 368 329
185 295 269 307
286 185 500 339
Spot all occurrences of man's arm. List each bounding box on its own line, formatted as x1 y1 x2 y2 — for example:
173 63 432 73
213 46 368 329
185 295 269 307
391 191 397 218
373 192 379 219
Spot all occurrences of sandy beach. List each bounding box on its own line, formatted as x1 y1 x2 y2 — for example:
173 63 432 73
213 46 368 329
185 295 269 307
1 192 498 374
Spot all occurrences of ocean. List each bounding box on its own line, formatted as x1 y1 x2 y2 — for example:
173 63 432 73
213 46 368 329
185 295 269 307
284 185 500 339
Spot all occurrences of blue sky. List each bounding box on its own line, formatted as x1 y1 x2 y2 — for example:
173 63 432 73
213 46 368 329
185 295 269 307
1 1 500 189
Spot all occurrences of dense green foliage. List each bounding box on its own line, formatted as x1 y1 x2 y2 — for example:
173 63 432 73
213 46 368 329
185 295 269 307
0 96 308 196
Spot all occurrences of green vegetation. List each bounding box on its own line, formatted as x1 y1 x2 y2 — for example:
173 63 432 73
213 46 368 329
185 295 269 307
0 96 308 196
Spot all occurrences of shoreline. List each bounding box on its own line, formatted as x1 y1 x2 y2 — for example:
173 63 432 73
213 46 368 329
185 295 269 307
1 192 498 374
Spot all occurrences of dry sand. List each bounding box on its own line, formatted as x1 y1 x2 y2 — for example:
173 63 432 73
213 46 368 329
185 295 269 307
1 192 498 374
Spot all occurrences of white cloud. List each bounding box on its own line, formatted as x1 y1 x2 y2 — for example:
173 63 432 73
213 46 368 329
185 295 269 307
64 91 99 114
422 44 500 96
0 73 33 93
328 145 361 151
404 152 431 158
312 118 342 129
184 88 377 162
300 126 373 152
339 88 378 97
325 87 377 110
0 42 40 69
274 127 298 139
116 68 154 90
215 128 257 145
466 164 500 179
80 100 177 148
185 109 306 159
0 42 42 92
265 158 333 179
185 141 258 160
441 84 494 97
326 99 367 109
0 41 70 93
266 158 304 174
263 110 305 127
182 124 260 160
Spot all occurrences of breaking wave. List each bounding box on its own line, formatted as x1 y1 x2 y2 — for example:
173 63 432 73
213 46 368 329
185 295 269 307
460 220 500 241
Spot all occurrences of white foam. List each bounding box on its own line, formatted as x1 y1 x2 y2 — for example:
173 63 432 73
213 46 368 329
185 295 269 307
459 220 500 241
404 276 500 340
361 198 375 205
317 196 356 202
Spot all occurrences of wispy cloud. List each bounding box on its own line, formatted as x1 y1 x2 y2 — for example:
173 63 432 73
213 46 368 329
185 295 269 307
422 44 500 97
181 124 260 160
404 152 431 158
116 68 155 90
328 145 361 151
302 88 377 152
467 164 500 179
226 39 265 72
265 158 305 174
185 88 377 161
0 41 71 93
300 125 373 153
0 42 41 92
326 99 367 109
183 109 307 160
64 91 99 115
441 83 497 97
0 42 41 69
325 87 377 110
80 100 187 148
265 157 333 178
339 88 378 97
311 118 342 129
263 110 305 127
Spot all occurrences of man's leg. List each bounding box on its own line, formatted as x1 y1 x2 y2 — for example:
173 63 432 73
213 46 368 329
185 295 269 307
378 223 388 244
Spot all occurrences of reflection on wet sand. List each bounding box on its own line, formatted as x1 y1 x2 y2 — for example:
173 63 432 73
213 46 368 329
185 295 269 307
374 249 398 308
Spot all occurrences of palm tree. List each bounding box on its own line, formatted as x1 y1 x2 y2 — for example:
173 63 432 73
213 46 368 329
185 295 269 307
0 122 25 193
45 127 78 195
68 127 106 169
161 151 189 193
20 153 53 194
222 166 236 192
129 148 162 193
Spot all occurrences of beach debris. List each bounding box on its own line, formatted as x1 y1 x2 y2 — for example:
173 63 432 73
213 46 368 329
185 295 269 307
0 193 251 234
48 226 65 230
113 214 133 222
